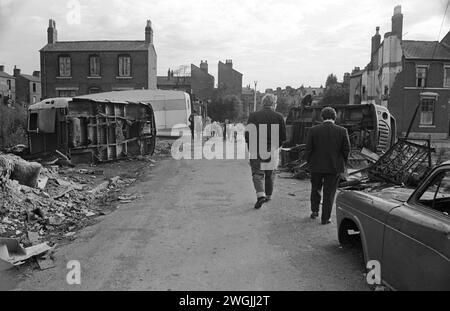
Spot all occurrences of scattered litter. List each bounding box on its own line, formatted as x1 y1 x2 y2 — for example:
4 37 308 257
0 238 52 266
37 176 48 190
37 256 56 270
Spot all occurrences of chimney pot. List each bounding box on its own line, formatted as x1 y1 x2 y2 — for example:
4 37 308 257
0 65 4 72
391 5 403 39
145 19 153 43
13 66 21 77
47 19 57 44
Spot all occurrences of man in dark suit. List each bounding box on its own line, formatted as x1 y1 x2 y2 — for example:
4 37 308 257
304 107 350 225
245 94 286 209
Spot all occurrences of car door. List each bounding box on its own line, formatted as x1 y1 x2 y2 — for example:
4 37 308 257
381 167 450 290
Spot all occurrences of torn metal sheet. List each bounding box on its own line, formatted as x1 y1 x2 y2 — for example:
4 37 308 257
27 98 157 164
286 103 396 154
0 238 52 267
367 139 434 186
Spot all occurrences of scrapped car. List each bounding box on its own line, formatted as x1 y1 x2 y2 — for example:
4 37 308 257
337 161 450 290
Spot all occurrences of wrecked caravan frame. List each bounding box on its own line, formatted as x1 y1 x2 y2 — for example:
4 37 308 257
27 97 157 164
285 103 397 154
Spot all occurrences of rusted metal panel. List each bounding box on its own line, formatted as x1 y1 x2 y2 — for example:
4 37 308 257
367 139 434 186
27 98 157 164
286 103 396 154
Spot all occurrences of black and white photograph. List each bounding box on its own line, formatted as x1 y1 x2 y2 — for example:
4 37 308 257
0 0 449 296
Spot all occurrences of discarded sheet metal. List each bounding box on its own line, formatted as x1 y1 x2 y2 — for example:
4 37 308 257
363 139 434 186
286 103 397 154
27 98 157 164
0 237 52 267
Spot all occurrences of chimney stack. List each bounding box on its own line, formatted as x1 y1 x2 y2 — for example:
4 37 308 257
145 20 153 44
225 59 233 68
33 71 41 78
13 65 20 77
0 65 4 72
391 5 403 40
47 19 57 44
200 60 208 73
371 26 381 55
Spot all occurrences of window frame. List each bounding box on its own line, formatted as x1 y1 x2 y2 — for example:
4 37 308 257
28 112 39 132
416 65 428 88
88 87 101 94
419 97 436 126
415 169 450 215
89 54 101 77
58 55 72 77
58 89 77 97
444 65 450 88
118 54 132 77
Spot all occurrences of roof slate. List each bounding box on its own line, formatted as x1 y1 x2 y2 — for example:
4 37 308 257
402 40 450 60
0 71 15 79
40 41 150 52
20 74 40 82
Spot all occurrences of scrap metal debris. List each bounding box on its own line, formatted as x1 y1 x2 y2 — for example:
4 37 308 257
0 152 147 270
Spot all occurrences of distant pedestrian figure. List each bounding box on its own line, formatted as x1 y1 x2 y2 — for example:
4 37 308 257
188 111 196 140
304 107 350 225
245 94 286 209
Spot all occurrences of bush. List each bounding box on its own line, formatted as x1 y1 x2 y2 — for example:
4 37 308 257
0 104 28 149
208 94 243 122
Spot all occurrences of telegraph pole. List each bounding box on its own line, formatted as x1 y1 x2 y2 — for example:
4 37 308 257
253 81 258 112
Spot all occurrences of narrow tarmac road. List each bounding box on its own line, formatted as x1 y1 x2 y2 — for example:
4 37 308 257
13 140 368 291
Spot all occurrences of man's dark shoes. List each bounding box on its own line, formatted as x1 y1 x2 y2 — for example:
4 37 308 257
254 197 267 209
310 212 319 219
321 219 332 225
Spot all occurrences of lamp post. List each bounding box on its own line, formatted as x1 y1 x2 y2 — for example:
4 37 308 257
253 81 258 112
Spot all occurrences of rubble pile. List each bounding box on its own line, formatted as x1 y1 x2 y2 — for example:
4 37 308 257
0 153 137 249
154 140 173 156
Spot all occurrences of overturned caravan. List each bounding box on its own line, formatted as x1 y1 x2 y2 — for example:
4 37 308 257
286 103 397 153
27 97 157 164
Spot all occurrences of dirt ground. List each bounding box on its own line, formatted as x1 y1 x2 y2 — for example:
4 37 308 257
2 138 369 291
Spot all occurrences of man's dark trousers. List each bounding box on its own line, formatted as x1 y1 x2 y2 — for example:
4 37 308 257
310 173 339 222
304 121 350 222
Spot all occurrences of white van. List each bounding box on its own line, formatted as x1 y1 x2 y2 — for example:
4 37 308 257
77 90 191 137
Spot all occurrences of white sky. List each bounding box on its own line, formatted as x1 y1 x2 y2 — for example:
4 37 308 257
1 0 449 91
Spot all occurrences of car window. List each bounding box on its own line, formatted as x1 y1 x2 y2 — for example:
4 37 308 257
417 170 450 215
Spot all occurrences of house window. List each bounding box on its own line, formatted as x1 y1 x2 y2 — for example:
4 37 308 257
7 80 11 90
89 55 101 77
118 55 131 77
416 66 428 87
32 96 37 104
420 98 435 125
32 83 36 92
58 89 77 97
384 86 389 95
444 66 450 88
88 87 101 94
59 56 71 77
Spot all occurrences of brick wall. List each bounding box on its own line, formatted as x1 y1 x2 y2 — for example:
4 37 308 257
41 50 149 98
218 61 242 97
389 60 450 139
191 64 214 101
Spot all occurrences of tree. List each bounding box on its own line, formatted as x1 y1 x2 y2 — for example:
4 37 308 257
275 96 290 116
325 74 338 89
320 84 349 106
207 93 243 122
